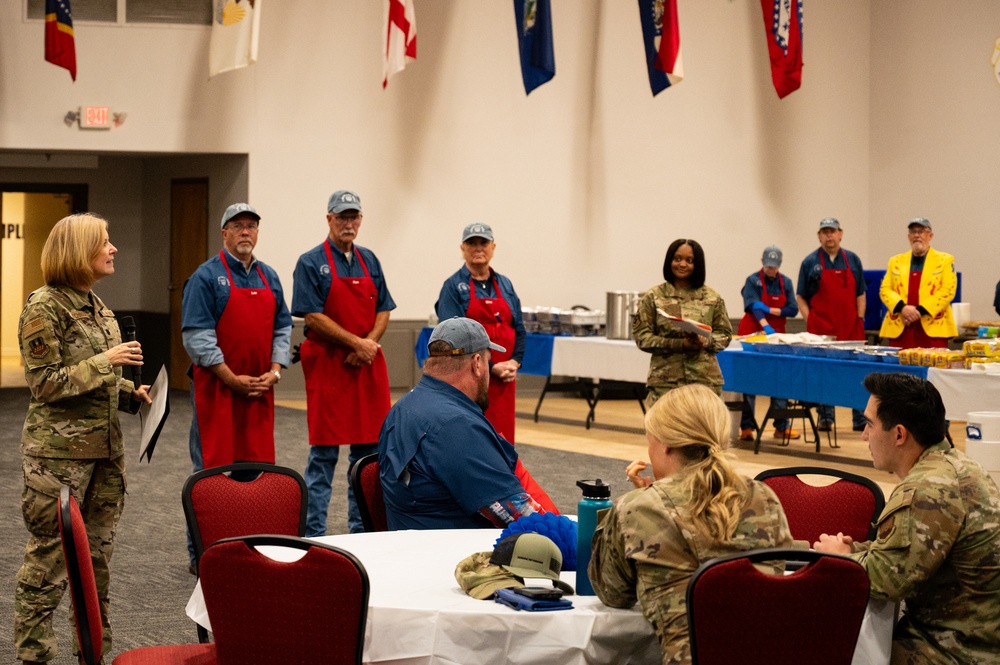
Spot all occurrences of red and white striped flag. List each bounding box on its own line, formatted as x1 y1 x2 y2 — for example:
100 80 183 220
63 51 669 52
383 0 416 89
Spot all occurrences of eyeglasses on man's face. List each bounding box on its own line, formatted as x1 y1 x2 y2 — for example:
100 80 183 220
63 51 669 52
225 221 259 232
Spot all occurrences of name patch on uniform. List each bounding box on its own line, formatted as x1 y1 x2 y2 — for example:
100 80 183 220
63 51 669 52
28 337 49 359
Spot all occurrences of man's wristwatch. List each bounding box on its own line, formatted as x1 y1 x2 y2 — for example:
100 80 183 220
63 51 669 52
269 369 281 382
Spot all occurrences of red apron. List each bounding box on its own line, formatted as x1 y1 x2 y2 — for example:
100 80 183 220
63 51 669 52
300 242 390 445
737 271 788 335
193 251 277 468
889 266 947 349
465 272 518 442
806 250 864 341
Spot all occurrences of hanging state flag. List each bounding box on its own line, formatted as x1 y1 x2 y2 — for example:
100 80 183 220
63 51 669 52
45 0 77 81
759 0 803 98
383 0 417 89
209 0 262 78
638 0 683 97
513 0 555 95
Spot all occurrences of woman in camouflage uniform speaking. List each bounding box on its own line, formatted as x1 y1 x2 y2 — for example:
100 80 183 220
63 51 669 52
632 239 733 409
13 214 150 665
589 385 792 665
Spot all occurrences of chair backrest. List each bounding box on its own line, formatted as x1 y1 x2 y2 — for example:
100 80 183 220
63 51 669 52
57 486 103 665
687 548 870 665
349 454 387 532
200 534 369 665
182 462 307 561
755 466 886 543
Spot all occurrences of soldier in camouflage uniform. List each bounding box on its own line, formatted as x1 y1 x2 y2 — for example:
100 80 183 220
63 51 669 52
590 384 793 665
815 372 1000 665
14 214 149 665
633 239 733 408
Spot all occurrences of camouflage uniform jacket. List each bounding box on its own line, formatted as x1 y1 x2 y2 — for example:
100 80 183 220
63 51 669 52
19 285 135 459
632 282 733 392
590 474 793 665
852 441 1000 665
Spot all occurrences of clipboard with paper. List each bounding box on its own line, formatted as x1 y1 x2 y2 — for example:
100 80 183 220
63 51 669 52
138 365 170 462
656 308 713 340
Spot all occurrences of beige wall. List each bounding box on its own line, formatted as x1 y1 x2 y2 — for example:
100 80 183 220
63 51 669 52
2 2 993 323
870 0 1000 320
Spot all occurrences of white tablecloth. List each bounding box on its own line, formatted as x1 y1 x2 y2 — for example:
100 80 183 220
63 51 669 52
187 529 661 665
550 337 648 383
185 529 893 665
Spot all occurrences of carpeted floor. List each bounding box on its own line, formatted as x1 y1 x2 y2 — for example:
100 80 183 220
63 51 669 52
0 388 627 663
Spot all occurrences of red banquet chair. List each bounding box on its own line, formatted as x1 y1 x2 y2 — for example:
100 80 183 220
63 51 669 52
182 462 307 641
349 453 387 532
200 535 369 665
686 548 870 665
58 486 217 665
755 466 886 544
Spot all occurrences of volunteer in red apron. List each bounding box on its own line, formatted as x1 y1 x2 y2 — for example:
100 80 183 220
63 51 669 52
436 223 559 514
182 202 292 571
878 217 957 350
795 217 868 431
737 245 800 441
291 190 394 536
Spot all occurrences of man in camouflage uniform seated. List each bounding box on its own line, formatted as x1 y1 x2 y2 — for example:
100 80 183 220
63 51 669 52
815 372 1000 664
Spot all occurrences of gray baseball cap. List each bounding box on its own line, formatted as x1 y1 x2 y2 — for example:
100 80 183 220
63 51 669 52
908 217 932 230
328 190 362 214
220 203 260 229
462 223 494 243
819 218 841 230
761 245 782 268
428 317 505 356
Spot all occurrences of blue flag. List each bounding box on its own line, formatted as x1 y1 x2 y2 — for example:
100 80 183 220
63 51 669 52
638 0 683 97
514 0 555 95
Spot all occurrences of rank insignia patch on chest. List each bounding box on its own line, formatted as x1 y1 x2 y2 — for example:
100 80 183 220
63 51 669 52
28 337 49 359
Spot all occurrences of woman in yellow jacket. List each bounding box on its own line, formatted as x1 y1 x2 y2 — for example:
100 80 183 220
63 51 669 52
879 218 957 348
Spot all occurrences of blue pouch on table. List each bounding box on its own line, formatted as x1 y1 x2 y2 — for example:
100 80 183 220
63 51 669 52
494 587 573 611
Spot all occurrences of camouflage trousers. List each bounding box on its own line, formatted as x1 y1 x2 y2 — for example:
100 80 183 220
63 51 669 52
14 455 126 663
644 382 722 409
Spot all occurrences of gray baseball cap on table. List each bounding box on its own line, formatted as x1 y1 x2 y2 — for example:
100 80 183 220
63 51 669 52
220 203 260 229
762 245 782 268
428 317 505 356
818 218 841 230
328 190 362 214
908 217 932 230
462 223 494 243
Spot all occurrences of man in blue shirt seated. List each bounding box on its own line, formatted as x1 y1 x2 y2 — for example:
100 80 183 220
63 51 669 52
378 317 547 530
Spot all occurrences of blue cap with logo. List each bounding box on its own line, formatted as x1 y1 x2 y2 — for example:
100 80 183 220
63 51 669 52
328 190 362 214
761 245 783 268
221 203 260 229
462 223 494 243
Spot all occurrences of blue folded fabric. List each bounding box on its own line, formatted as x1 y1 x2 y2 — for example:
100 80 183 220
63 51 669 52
494 588 573 612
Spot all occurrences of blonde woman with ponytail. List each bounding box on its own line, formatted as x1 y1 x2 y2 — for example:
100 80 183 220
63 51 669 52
589 384 792 665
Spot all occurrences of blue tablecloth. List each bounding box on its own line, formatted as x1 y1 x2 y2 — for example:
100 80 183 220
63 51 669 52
414 327 557 376
718 348 928 411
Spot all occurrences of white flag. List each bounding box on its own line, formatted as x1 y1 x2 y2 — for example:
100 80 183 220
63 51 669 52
383 0 416 88
209 0 262 78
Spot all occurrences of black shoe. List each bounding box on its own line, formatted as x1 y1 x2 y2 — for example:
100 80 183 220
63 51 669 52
188 561 198 576
816 420 833 432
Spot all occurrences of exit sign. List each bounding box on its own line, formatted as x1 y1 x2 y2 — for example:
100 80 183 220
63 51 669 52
81 106 111 129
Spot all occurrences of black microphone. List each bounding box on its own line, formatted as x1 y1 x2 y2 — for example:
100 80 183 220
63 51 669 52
120 316 141 388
